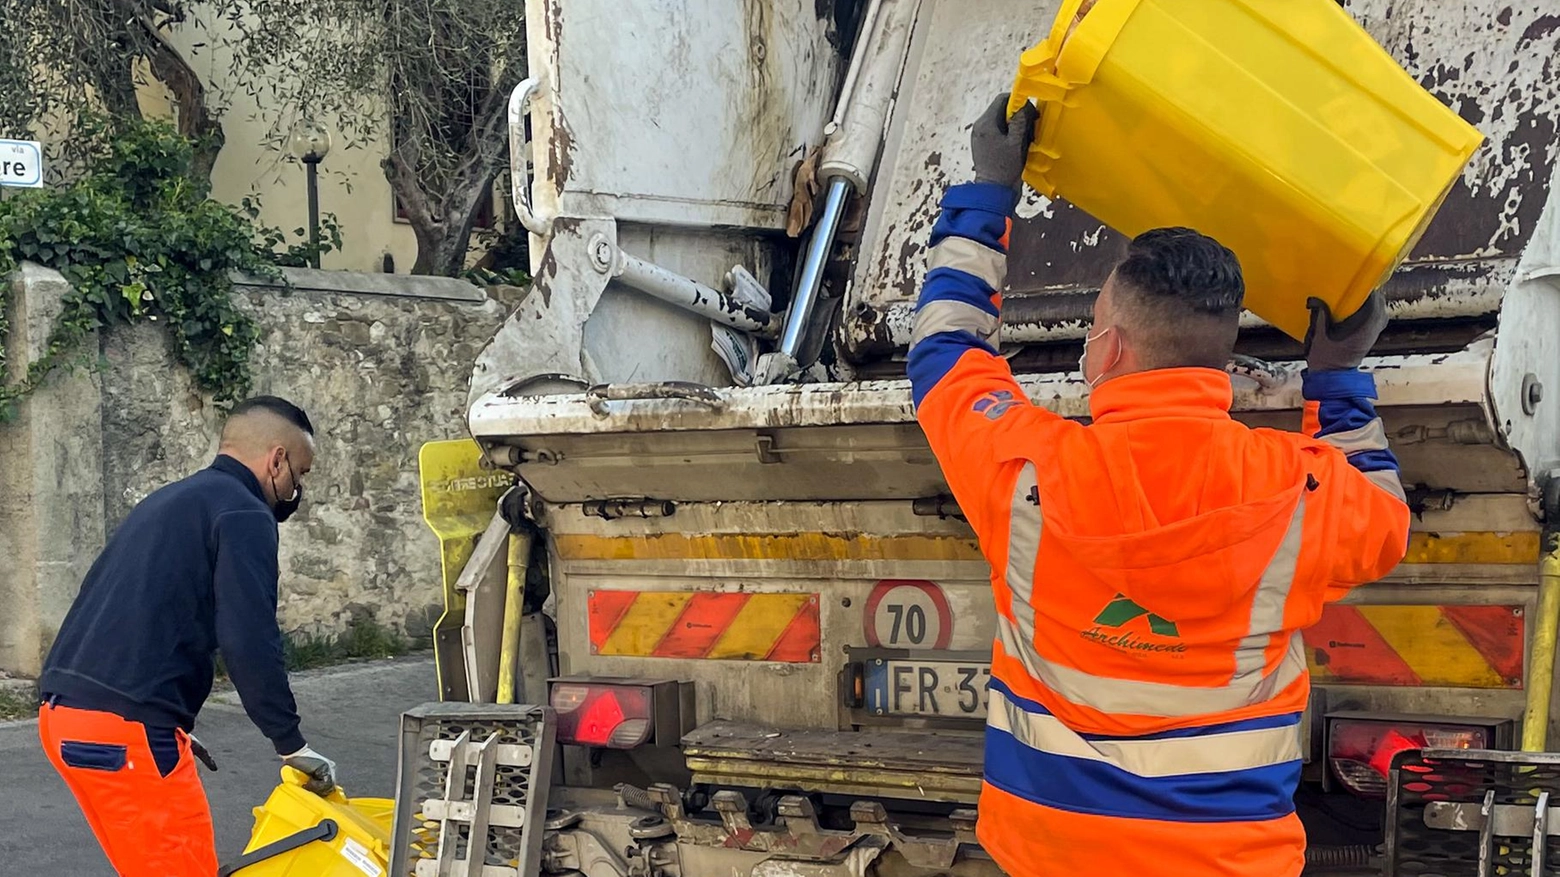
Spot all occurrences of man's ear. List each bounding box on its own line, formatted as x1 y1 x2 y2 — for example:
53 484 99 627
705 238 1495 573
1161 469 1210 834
1100 325 1126 372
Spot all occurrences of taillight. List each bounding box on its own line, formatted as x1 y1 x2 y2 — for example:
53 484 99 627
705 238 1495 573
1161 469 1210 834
1325 714 1501 798
548 678 690 749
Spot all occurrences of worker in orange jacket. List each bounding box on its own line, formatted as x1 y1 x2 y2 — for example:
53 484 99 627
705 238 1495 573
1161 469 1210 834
908 95 1411 877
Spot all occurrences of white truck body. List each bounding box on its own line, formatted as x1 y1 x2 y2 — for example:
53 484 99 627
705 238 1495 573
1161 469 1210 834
439 2 1560 874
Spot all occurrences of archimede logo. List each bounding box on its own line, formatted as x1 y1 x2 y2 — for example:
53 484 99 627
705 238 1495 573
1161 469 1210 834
1081 593 1186 655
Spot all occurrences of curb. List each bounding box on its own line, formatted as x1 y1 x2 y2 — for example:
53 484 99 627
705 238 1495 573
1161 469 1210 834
0 676 37 698
0 678 40 724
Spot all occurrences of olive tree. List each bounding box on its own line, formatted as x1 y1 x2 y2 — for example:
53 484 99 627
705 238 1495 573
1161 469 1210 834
0 0 526 277
0 0 225 178
216 0 527 275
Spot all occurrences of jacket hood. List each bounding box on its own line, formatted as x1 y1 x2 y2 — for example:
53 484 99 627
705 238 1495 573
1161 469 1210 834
1042 482 1305 621
1035 369 1307 622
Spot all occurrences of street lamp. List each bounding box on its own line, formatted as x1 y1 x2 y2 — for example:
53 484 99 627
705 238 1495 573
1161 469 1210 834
290 120 332 268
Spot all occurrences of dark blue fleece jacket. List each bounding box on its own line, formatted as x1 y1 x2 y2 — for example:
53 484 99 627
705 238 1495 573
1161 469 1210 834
40 455 305 754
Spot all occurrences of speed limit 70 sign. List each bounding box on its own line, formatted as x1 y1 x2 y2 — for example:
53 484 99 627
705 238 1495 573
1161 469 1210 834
864 580 954 649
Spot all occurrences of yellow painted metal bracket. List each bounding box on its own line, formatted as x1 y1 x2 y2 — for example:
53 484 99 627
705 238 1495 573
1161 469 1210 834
418 440 511 702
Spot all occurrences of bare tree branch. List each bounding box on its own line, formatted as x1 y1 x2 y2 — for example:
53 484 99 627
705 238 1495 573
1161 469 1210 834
135 10 225 178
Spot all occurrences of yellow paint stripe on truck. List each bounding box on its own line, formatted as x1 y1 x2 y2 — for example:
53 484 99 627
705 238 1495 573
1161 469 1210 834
556 532 984 562
1404 531 1540 565
557 531 1538 565
588 590 822 662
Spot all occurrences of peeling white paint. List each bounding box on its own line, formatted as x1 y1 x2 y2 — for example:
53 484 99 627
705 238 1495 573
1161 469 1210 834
470 343 1492 439
845 0 1560 340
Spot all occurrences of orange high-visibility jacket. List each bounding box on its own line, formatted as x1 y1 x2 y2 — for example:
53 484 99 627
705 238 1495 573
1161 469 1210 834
907 182 1411 877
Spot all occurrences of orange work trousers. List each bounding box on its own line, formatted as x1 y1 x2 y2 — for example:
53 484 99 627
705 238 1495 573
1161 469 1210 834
39 702 217 877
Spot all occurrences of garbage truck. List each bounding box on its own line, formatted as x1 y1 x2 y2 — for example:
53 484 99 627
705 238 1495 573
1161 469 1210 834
405 1 1560 874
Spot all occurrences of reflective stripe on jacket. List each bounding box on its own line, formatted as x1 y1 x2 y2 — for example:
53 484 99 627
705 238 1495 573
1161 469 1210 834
908 182 1411 877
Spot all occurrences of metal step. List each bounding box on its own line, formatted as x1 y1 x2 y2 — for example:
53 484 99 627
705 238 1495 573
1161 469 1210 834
1388 748 1560 876
388 703 556 877
682 720 984 803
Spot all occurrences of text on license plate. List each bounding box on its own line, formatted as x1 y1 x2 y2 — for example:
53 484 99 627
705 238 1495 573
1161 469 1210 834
865 660 991 719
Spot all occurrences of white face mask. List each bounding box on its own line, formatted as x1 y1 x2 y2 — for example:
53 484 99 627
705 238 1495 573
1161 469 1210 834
1078 326 1111 389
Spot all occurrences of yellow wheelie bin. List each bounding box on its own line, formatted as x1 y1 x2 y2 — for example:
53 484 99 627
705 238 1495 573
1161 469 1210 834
1008 0 1483 339
218 767 394 877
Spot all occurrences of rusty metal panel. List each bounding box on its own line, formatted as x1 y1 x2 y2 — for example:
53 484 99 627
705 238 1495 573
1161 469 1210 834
845 0 1560 352
474 343 1507 502
545 500 989 730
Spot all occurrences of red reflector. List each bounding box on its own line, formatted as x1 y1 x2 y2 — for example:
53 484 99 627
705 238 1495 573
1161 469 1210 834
1327 717 1489 798
575 691 627 745
551 682 655 749
1368 728 1422 779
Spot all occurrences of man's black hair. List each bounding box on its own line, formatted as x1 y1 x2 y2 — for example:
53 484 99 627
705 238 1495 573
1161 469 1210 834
228 395 314 435
1109 227 1245 370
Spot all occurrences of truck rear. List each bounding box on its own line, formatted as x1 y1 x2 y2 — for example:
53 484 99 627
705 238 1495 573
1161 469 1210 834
416 2 1560 874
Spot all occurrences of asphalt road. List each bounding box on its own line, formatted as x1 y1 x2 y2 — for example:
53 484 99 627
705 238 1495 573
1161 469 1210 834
0 656 437 875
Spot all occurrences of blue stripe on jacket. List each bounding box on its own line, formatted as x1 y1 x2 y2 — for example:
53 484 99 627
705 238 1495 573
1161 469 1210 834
1303 368 1400 474
983 678 1301 823
984 728 1302 823
908 182 1017 407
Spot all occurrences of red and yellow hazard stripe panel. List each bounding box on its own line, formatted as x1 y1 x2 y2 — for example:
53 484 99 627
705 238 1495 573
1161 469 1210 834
588 590 821 663
557 531 1537 565
1304 604 1525 689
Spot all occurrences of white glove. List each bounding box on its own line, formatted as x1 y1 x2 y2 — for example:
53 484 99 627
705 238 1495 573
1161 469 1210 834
281 745 338 796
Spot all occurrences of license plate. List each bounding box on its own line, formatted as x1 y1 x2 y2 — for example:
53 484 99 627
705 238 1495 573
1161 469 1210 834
864 659 991 719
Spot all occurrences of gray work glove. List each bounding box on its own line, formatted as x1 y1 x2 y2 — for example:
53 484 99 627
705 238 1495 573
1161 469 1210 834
1304 290 1389 372
971 93 1040 191
281 745 338 796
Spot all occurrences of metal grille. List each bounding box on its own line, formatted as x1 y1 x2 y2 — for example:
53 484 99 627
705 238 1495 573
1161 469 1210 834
388 703 555 877
1388 748 1560 877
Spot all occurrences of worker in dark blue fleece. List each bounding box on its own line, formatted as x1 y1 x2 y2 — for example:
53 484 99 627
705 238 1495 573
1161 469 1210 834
36 395 337 877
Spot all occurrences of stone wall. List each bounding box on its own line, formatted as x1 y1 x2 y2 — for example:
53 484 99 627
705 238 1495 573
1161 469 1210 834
0 265 509 675
0 265 107 677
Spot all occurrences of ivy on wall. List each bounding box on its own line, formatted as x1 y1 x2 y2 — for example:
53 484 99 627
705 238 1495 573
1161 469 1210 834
0 117 336 420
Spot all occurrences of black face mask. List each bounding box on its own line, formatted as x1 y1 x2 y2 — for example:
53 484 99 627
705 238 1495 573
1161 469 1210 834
272 456 303 523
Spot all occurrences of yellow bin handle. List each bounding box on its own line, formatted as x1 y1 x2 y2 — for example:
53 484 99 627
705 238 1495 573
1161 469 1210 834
1008 47 1070 116
1007 0 1143 194
281 764 350 804
1007 0 1089 117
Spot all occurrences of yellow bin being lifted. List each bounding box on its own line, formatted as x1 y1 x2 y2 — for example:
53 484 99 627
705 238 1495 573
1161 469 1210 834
218 768 393 877
1008 0 1484 339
